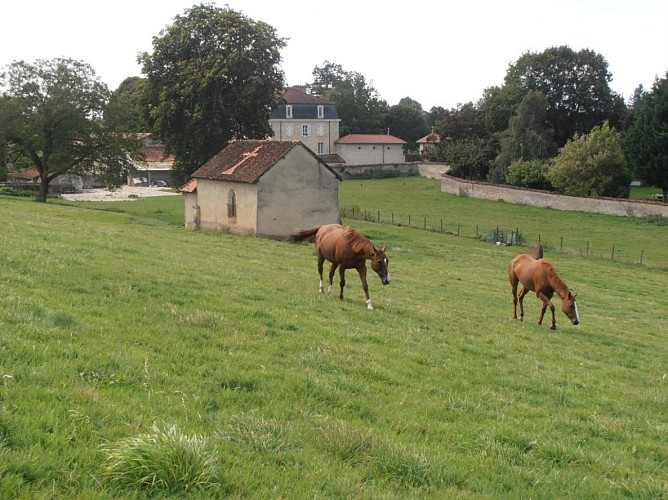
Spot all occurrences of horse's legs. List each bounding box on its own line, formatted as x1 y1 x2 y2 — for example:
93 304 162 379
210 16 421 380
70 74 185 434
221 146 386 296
518 286 529 321
356 265 373 310
510 278 519 319
537 294 556 329
317 255 325 294
328 263 338 297
337 267 346 301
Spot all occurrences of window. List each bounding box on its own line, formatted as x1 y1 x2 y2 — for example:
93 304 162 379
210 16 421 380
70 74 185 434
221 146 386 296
286 125 293 137
317 105 324 118
317 124 324 136
227 189 237 218
302 124 310 137
318 142 324 154
286 105 293 118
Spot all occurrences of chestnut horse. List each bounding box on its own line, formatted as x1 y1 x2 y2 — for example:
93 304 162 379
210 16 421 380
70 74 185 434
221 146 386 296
508 244 579 330
287 224 390 309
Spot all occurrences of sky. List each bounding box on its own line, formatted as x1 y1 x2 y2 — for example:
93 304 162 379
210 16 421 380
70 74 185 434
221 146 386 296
1 0 666 110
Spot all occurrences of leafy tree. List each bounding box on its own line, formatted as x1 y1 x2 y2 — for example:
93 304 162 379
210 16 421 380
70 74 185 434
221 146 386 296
435 102 487 141
506 159 552 190
319 68 389 135
491 90 557 182
0 58 137 202
504 46 625 146
398 97 423 112
104 77 150 132
425 106 446 131
385 104 428 151
547 122 631 198
442 136 499 180
139 4 286 186
623 73 668 201
310 61 347 98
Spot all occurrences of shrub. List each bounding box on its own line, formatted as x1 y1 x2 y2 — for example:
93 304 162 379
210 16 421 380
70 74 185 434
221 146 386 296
506 159 553 190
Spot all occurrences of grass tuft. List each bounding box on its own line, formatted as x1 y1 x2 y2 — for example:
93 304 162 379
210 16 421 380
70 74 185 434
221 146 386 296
100 424 220 493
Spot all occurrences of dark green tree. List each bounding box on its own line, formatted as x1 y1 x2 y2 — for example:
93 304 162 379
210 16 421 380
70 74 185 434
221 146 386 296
442 136 499 180
503 46 625 146
0 58 137 202
322 70 389 135
104 77 150 132
425 106 446 131
385 104 429 151
434 102 487 141
310 61 346 98
139 4 286 186
397 97 423 112
623 73 668 201
547 121 631 197
491 90 557 183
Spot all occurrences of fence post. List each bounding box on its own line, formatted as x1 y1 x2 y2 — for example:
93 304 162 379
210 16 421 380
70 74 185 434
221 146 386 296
409 214 411 227
640 250 644 265
560 237 563 250
377 211 380 223
424 216 427 229
611 245 615 260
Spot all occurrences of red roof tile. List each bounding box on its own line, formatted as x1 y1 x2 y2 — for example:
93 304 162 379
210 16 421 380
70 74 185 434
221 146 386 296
280 87 332 105
191 140 302 183
335 134 407 145
179 179 197 193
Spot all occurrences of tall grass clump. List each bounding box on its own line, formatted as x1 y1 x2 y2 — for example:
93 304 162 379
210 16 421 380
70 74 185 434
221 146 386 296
100 424 220 494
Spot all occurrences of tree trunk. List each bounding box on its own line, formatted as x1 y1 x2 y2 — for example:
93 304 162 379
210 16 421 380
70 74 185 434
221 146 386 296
38 178 49 203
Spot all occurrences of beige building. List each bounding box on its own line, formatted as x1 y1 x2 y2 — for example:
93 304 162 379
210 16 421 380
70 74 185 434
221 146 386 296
334 134 407 166
181 140 341 238
269 87 341 156
416 131 441 156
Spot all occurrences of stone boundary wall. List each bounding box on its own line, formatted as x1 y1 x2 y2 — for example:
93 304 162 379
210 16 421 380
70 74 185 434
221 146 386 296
329 162 449 180
329 163 419 179
441 174 668 218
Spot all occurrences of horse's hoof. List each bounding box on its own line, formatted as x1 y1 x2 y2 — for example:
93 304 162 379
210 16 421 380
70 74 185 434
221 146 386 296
366 300 373 310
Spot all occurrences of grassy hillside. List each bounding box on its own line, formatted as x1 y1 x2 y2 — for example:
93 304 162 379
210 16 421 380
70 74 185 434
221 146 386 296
0 188 666 498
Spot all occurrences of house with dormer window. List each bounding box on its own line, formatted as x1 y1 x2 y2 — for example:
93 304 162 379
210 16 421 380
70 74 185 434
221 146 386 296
269 87 341 158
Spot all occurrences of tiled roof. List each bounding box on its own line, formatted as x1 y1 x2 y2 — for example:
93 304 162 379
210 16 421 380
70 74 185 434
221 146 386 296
335 134 407 145
191 140 331 184
417 132 440 144
139 144 174 163
179 178 197 193
280 87 332 105
9 168 40 180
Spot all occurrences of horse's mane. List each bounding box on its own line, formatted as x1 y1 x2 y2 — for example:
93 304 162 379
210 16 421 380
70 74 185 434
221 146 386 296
345 228 375 255
545 264 570 298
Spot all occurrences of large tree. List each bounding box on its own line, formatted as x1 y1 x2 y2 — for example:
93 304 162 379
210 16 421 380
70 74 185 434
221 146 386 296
104 77 150 133
502 46 625 146
0 58 137 202
139 4 286 186
547 122 631 198
623 73 668 202
311 62 389 135
384 104 428 151
491 90 557 183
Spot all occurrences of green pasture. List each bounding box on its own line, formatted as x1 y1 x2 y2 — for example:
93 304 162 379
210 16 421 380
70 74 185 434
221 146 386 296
0 182 666 498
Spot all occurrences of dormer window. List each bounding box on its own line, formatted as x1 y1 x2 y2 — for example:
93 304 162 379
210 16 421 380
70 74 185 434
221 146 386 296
286 105 293 118
317 105 324 119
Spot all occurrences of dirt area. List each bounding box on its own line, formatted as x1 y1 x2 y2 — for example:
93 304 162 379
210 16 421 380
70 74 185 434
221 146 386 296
60 186 180 202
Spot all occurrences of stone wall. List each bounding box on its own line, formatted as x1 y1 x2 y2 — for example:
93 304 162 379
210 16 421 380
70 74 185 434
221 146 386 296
441 175 668 218
330 162 449 180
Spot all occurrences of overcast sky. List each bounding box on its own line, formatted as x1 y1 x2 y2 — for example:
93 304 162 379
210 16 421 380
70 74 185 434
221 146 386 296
2 0 666 110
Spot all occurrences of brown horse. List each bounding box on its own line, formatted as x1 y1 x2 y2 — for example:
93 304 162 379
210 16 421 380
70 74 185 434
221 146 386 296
508 244 579 330
287 224 390 309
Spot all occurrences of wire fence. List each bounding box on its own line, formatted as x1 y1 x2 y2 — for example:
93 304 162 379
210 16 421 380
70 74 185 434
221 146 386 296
340 205 664 268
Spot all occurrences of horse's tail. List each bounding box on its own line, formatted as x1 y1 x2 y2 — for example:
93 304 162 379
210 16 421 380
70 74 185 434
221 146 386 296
286 226 321 244
535 243 544 259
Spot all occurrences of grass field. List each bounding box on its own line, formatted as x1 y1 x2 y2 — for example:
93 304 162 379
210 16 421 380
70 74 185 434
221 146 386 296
0 180 666 498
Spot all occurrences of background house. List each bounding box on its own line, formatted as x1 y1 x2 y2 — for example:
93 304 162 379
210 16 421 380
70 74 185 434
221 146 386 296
127 135 174 186
181 140 341 238
269 87 341 157
334 134 407 165
417 130 441 156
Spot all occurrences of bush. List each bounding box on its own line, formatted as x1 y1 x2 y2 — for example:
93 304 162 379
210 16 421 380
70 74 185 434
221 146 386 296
506 160 553 190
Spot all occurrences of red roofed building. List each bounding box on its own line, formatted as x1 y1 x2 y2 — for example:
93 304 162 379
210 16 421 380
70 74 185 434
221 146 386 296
334 134 407 166
181 140 340 238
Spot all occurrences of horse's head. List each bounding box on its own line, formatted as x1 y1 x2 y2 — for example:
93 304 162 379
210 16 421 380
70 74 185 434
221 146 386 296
370 246 390 286
562 292 579 325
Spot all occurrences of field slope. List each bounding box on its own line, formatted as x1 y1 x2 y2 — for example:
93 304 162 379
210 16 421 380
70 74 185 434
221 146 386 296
0 190 666 498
